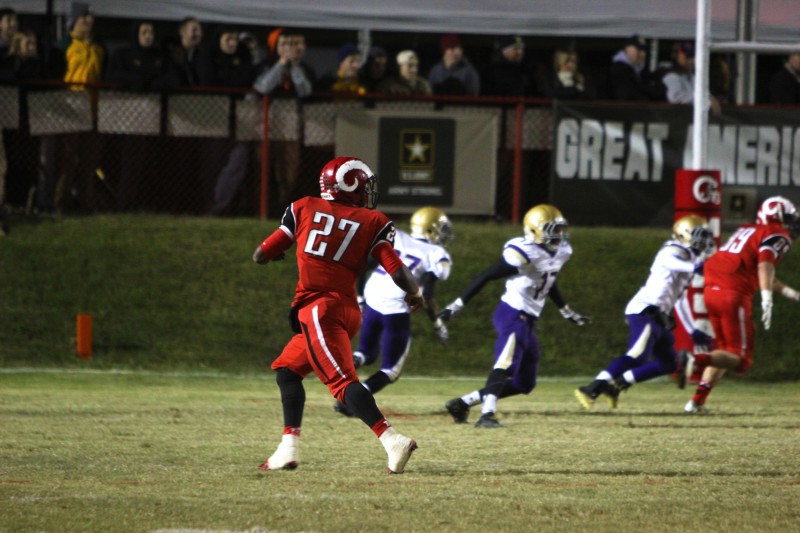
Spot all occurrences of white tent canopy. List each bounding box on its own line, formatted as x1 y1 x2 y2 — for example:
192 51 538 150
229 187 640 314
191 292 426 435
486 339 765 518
11 0 800 42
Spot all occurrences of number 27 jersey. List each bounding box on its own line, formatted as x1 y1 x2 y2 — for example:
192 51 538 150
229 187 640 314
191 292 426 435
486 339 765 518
282 196 396 308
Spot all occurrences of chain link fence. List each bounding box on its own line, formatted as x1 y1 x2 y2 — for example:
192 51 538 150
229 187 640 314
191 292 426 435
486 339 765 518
0 83 554 221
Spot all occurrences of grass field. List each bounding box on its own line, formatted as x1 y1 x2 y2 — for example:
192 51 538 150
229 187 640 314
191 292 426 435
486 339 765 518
2 370 799 533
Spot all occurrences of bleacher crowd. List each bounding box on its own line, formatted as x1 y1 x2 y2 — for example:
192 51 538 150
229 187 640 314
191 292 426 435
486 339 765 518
0 3 798 227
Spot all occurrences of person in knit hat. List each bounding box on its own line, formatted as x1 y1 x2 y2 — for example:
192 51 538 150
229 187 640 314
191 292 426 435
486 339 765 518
428 33 480 96
483 34 535 96
316 42 365 94
242 28 316 215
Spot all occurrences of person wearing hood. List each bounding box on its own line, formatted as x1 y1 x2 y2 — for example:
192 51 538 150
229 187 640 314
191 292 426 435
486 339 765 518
608 35 664 101
106 20 177 91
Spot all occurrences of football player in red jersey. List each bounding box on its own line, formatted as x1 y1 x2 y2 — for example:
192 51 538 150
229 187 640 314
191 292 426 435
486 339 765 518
253 156 423 473
683 196 800 413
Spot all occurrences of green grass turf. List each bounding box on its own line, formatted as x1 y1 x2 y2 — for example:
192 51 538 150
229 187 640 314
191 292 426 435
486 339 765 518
2 214 799 380
1 370 799 533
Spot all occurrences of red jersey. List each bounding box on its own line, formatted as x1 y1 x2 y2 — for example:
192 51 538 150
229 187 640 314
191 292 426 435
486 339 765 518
704 222 792 297
277 197 397 308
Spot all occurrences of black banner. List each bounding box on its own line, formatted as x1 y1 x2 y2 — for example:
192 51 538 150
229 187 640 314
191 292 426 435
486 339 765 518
551 102 800 226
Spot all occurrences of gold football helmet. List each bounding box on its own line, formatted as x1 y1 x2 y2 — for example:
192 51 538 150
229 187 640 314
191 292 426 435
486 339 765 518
523 204 568 250
672 215 714 254
410 206 453 245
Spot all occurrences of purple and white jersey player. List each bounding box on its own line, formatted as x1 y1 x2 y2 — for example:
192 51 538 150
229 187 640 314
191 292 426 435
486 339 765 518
333 207 453 417
440 204 590 428
574 215 715 410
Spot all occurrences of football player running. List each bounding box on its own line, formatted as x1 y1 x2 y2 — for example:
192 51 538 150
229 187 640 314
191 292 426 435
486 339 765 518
439 204 590 428
683 196 800 413
333 206 453 417
252 156 423 473
574 215 715 410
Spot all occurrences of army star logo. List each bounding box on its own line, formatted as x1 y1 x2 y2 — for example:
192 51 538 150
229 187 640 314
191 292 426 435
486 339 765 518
405 134 430 163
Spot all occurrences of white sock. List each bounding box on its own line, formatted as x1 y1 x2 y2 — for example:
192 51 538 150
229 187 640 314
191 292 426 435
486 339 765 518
622 370 636 384
596 371 613 382
461 390 481 406
379 427 397 447
481 394 497 415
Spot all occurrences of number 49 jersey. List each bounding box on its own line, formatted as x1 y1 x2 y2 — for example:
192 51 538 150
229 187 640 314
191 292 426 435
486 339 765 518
500 236 573 318
364 229 453 314
281 196 396 308
704 222 791 297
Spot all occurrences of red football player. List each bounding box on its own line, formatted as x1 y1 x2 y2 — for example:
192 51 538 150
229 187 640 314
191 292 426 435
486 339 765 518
253 156 422 473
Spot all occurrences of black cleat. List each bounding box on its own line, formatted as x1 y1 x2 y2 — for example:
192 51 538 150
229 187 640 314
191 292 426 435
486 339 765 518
606 377 631 409
445 398 470 424
474 412 501 428
575 379 608 410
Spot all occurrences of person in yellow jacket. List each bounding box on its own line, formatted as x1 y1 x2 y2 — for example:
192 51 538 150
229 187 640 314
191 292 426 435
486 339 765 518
63 3 104 88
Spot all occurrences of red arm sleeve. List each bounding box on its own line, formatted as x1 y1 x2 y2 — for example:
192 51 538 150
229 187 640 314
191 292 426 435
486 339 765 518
259 228 294 259
372 241 404 275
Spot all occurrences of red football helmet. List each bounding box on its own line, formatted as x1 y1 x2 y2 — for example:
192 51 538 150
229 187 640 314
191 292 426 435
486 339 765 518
319 156 378 209
756 196 799 238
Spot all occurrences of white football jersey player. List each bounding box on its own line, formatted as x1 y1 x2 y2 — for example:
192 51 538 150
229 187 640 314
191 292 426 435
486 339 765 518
364 229 452 314
500 236 573 318
625 240 701 316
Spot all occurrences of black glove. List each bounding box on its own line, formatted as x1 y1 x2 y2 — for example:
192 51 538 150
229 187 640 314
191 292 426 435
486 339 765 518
438 298 464 322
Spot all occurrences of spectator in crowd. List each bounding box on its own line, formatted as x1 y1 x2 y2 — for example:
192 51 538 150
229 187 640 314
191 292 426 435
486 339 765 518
482 34 535 97
574 216 714 410
334 207 454 417
207 26 254 87
54 2 105 214
0 7 17 224
661 41 722 114
608 34 664 101
709 54 733 104
165 16 211 86
316 43 366 95
253 27 314 97
253 156 421 474
205 26 257 216
428 33 480 96
537 49 593 100
769 51 800 105
376 49 431 95
1 30 44 80
358 45 388 93
62 3 104 88
0 7 18 224
106 20 176 91
0 7 17 56
240 27 316 214
683 197 800 413
239 31 266 66
439 205 590 428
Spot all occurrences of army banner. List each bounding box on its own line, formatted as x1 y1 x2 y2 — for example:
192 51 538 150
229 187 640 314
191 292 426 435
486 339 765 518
551 101 800 226
335 109 498 215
